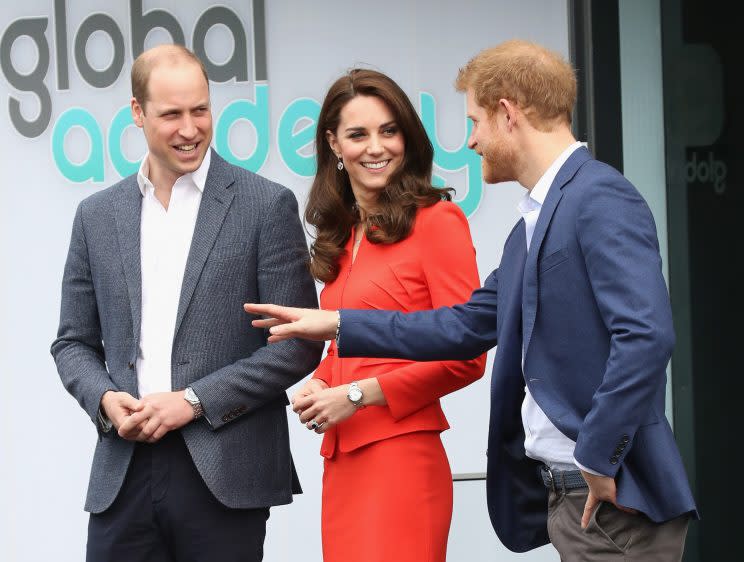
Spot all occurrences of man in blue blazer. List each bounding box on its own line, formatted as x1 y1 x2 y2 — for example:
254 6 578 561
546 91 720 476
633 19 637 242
52 45 322 561
245 40 697 559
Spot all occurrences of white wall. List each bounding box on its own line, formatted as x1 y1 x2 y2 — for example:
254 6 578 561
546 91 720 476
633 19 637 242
0 1 566 559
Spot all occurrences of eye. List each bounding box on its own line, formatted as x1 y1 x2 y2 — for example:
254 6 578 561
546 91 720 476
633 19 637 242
382 126 398 136
348 131 365 139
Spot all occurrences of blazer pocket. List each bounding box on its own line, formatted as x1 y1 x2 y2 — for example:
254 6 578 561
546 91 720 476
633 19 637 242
210 243 246 261
539 247 568 274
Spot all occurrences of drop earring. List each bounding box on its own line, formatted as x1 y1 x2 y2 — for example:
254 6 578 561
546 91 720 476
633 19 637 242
336 156 344 171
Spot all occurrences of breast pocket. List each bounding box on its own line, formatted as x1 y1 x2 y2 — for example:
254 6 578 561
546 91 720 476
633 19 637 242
538 247 568 275
210 243 247 262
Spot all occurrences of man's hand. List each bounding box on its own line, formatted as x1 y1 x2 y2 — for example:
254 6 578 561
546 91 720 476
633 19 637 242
243 303 338 343
293 385 358 434
580 470 637 528
118 391 193 443
100 391 141 432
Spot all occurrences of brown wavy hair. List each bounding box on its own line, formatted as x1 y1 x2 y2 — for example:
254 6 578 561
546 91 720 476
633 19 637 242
306 69 452 283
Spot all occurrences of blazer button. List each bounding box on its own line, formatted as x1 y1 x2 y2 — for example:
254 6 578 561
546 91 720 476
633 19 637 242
610 456 619 465
621 435 630 443
222 415 230 423
128 362 134 370
614 447 623 455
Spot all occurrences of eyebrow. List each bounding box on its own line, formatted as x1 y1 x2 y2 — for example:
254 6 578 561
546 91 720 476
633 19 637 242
156 102 210 116
344 120 397 133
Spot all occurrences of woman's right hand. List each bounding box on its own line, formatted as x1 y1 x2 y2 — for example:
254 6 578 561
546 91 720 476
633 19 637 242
291 378 329 414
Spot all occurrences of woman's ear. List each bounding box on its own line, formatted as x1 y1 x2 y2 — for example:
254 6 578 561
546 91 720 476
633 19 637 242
326 129 340 157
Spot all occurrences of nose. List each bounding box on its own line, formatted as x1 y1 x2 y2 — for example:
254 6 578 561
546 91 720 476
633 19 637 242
179 115 197 139
366 133 383 155
467 130 477 150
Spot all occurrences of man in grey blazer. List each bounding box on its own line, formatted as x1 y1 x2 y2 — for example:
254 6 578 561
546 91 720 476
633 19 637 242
51 45 322 561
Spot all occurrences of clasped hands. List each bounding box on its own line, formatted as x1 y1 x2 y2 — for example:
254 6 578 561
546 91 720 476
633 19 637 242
100 390 194 443
291 379 357 434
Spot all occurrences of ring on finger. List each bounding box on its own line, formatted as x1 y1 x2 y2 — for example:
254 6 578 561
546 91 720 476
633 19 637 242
308 420 319 430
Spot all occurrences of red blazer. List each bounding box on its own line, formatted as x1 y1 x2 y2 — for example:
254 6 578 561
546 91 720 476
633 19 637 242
313 201 486 458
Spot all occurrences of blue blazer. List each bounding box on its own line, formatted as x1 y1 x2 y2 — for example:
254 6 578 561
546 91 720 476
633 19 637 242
338 147 698 552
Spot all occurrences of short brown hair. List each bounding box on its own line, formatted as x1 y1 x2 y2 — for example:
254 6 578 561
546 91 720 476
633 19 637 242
306 69 451 283
131 44 209 111
455 40 576 130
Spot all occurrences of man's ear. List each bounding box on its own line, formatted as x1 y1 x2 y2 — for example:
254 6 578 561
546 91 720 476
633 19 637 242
131 97 145 128
499 98 518 131
325 129 340 157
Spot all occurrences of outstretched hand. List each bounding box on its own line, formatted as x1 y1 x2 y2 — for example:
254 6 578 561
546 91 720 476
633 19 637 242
243 303 339 343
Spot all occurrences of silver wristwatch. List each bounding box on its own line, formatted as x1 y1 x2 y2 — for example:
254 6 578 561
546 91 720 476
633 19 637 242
347 381 365 408
184 386 204 419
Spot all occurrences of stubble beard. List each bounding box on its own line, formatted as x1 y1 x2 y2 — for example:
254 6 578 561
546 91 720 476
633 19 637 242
481 146 514 185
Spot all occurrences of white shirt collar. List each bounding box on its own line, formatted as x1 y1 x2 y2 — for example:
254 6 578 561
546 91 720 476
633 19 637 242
518 141 584 214
136 148 212 196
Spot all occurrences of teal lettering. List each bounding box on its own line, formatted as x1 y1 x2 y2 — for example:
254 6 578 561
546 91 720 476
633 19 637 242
215 83 269 172
51 107 104 182
109 106 140 178
278 97 320 177
420 92 482 217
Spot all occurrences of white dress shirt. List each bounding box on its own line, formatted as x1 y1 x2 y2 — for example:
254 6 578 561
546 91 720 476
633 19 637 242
135 150 211 398
517 141 601 474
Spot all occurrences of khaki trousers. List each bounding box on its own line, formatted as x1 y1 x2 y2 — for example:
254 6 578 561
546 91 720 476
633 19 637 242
547 488 689 561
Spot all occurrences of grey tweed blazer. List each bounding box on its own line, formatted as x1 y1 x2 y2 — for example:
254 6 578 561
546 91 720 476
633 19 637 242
51 150 322 513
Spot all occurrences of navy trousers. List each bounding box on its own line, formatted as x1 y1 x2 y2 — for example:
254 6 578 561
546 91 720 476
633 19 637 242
87 431 269 562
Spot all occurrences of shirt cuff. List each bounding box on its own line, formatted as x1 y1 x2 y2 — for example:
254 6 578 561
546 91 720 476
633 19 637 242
334 310 341 352
574 458 608 477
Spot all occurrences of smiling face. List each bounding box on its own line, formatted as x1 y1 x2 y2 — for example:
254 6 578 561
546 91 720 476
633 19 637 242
131 60 212 189
466 89 516 185
326 95 405 205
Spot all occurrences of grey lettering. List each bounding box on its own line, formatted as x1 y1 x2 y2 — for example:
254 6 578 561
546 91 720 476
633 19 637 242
130 0 185 58
74 14 125 88
0 17 51 138
193 7 248 83
55 0 69 89
252 0 267 81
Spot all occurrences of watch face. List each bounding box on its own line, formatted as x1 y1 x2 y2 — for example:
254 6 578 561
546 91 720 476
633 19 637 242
184 388 197 404
348 388 363 402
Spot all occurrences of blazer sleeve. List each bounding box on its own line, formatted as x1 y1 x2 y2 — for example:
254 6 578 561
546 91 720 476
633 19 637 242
190 187 324 429
50 202 117 427
338 268 500 362
572 177 675 476
373 203 486 420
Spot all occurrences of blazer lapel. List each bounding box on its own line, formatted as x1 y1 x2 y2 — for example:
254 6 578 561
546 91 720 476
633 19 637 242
113 178 143 348
173 151 236 338
522 147 592 356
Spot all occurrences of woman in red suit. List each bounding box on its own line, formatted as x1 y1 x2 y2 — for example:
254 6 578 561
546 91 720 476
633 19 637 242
291 69 485 561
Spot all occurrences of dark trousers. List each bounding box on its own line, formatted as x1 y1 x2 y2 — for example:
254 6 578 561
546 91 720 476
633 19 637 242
87 432 269 562
547 488 689 561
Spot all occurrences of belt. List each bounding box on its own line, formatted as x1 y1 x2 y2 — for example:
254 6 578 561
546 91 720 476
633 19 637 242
540 465 588 493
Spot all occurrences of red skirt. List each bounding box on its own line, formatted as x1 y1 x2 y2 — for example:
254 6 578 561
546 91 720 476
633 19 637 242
321 431 453 562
